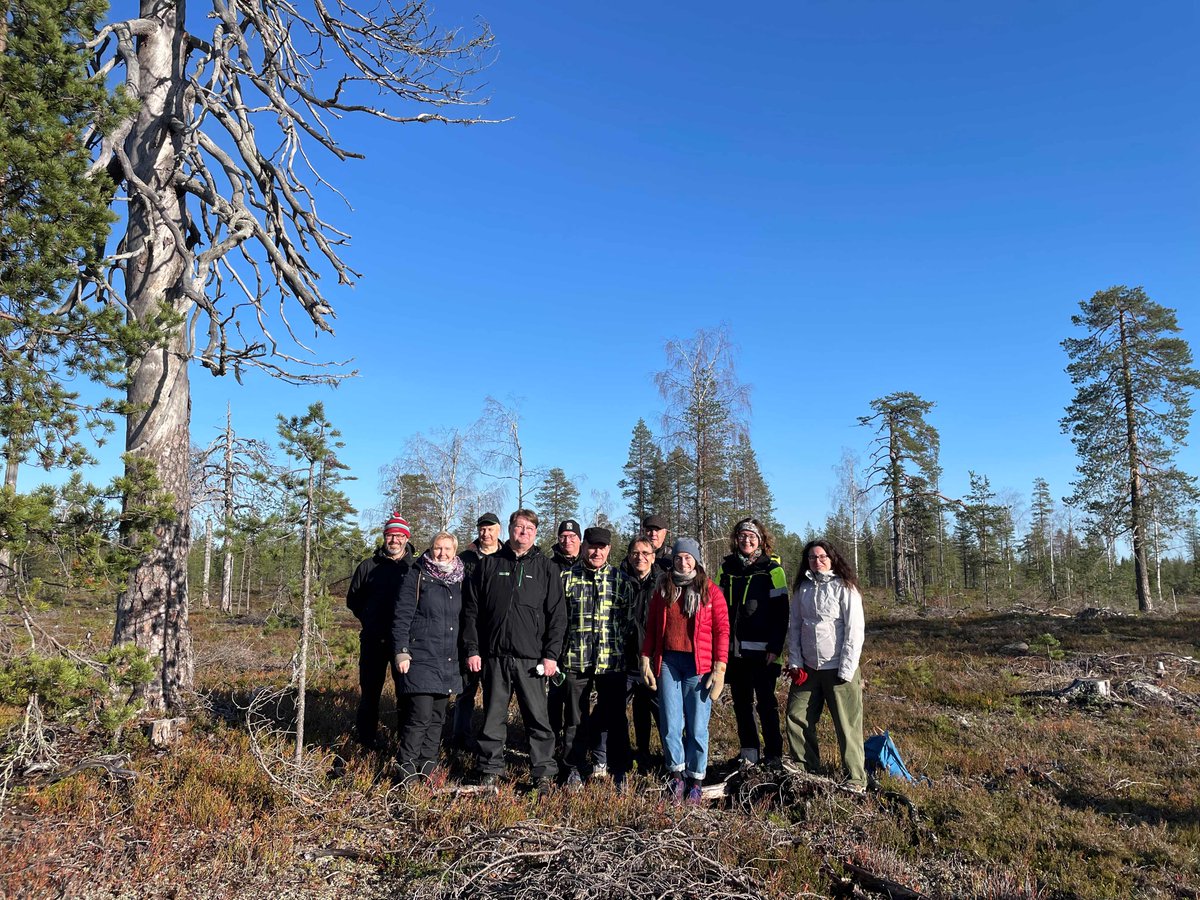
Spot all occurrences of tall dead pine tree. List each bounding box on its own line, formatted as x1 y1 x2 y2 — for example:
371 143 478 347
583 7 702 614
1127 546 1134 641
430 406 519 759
83 0 496 709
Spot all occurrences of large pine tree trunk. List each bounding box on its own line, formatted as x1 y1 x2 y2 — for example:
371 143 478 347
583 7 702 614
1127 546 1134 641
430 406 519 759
1119 311 1153 612
0 452 17 595
111 0 194 711
889 429 905 604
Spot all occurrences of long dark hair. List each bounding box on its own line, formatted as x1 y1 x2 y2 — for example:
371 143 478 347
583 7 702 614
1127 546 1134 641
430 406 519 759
794 539 859 591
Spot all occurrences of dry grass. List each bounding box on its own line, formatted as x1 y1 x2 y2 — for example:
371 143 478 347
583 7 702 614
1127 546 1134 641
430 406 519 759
1 594 1198 898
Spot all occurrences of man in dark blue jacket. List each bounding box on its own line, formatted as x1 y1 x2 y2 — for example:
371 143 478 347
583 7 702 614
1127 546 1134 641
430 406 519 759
462 509 566 788
345 513 414 749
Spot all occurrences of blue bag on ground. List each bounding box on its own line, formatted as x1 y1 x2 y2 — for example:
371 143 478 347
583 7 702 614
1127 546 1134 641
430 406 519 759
864 730 924 783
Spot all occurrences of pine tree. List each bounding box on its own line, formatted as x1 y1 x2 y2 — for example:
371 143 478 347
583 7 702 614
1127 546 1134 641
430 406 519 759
85 0 494 712
1027 477 1058 600
1061 286 1200 612
276 402 350 763
859 392 941 603
0 0 140 592
0 0 133 480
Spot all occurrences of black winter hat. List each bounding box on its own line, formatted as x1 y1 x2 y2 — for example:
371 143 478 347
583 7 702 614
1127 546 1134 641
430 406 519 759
583 526 612 546
558 519 582 537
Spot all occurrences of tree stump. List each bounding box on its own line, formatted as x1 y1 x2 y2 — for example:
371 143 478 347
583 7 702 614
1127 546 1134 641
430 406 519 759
1055 678 1110 702
144 717 187 748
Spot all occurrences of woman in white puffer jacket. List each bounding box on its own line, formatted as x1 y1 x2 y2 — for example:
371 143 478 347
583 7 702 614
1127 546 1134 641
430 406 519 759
785 538 866 791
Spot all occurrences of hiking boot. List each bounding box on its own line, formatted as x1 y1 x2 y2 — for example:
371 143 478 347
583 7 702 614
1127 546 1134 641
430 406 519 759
666 773 685 802
590 763 609 780
477 773 499 787
839 780 867 794
532 776 555 796
564 768 583 791
685 779 704 805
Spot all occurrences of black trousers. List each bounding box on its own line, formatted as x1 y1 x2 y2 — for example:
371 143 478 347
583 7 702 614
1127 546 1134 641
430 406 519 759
547 677 568 756
562 670 630 774
450 671 480 744
477 657 556 780
397 693 449 777
356 632 399 744
625 674 660 758
727 651 784 759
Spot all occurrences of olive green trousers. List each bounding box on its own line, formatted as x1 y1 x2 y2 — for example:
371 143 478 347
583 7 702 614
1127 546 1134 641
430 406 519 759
784 667 866 788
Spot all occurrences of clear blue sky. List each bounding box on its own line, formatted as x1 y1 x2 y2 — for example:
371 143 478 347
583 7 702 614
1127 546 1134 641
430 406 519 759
168 0 1198 548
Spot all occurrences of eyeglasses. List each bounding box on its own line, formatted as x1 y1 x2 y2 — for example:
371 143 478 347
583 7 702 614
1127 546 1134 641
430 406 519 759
630 551 654 558
808 553 830 561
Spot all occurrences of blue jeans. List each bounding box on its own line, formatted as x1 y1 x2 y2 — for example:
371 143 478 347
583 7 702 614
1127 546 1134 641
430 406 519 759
657 651 711 779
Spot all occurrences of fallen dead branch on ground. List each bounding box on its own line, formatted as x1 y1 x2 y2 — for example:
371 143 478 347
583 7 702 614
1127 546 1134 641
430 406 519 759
406 818 766 899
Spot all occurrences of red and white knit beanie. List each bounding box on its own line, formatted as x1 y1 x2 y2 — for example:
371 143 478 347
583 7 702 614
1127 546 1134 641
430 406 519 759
383 513 410 538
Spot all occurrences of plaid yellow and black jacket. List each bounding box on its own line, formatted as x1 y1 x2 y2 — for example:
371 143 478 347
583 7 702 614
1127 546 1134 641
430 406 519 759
560 560 634 674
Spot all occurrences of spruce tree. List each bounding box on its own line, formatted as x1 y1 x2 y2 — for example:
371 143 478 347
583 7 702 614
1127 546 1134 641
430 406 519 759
618 418 662 528
1061 286 1200 612
534 468 579 534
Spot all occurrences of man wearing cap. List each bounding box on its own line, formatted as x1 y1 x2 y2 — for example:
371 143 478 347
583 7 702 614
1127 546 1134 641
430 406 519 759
558 526 634 787
462 509 567 788
546 518 582 756
448 512 503 752
549 519 582 572
346 513 416 749
642 514 672 573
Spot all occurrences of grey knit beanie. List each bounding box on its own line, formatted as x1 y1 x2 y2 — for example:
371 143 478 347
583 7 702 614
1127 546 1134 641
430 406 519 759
671 537 702 565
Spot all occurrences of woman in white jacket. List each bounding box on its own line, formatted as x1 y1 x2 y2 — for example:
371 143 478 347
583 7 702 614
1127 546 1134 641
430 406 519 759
785 539 866 791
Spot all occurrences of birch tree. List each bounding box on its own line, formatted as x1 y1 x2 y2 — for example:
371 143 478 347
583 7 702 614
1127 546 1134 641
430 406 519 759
475 396 541 510
80 0 494 708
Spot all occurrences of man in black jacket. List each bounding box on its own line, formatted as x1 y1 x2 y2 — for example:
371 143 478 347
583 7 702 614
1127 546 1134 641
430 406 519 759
346 513 415 749
448 512 503 751
621 535 661 771
462 509 567 787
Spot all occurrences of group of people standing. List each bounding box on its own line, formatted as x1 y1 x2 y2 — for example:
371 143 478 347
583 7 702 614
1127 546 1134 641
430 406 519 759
346 508 868 796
